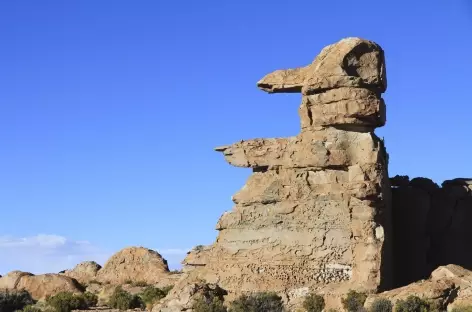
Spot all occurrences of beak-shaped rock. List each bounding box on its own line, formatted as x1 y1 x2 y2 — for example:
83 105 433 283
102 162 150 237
256 66 309 93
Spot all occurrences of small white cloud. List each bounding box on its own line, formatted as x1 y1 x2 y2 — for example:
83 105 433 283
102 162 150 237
0 234 111 275
0 234 67 249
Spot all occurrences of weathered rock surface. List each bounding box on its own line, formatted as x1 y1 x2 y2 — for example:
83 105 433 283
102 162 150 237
152 281 226 312
17 274 84 300
97 247 171 285
257 37 387 94
216 129 384 169
0 271 34 289
0 272 83 300
62 261 102 285
157 37 392 311
365 265 472 311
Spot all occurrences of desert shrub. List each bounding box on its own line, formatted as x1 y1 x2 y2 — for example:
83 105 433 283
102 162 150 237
452 306 472 312
195 245 205 251
139 286 166 309
108 286 143 311
394 296 429 312
370 298 393 312
124 280 133 285
303 293 325 312
0 290 34 312
46 292 87 312
161 285 173 296
342 290 367 312
229 292 284 312
19 305 42 312
132 281 148 287
82 292 98 308
193 296 227 312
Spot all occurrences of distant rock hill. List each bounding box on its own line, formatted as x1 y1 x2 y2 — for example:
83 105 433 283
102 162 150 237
0 246 180 302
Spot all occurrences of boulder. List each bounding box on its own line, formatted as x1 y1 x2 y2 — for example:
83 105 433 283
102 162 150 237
365 265 472 311
152 280 226 312
63 261 102 285
15 274 84 300
0 271 34 290
97 247 170 285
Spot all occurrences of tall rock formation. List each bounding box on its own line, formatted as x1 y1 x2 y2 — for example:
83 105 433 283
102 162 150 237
157 37 392 311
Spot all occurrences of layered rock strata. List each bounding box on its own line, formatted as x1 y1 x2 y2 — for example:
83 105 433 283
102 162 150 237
170 37 393 307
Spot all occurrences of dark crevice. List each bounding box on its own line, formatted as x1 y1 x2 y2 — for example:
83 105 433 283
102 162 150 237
253 166 269 173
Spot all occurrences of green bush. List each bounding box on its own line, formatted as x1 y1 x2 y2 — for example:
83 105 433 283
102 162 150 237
229 292 284 312
0 290 34 312
394 296 429 312
342 290 367 312
161 286 173 296
194 245 205 251
370 298 393 312
193 297 227 312
139 286 166 309
303 293 325 312
82 292 98 308
19 305 42 312
108 286 143 311
452 306 472 312
46 292 87 312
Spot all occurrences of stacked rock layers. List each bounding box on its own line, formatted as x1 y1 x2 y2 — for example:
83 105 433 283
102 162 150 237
182 37 392 298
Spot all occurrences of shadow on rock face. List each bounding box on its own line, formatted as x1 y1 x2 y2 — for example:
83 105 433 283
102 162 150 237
391 176 472 288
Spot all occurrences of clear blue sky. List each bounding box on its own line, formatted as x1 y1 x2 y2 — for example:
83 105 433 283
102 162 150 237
1 0 471 274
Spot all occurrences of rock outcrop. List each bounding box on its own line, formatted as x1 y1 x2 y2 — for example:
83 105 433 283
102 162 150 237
0 271 83 300
0 271 34 289
97 247 171 285
365 265 472 311
155 282 226 312
391 176 472 287
62 261 102 285
16 274 84 300
157 37 392 311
